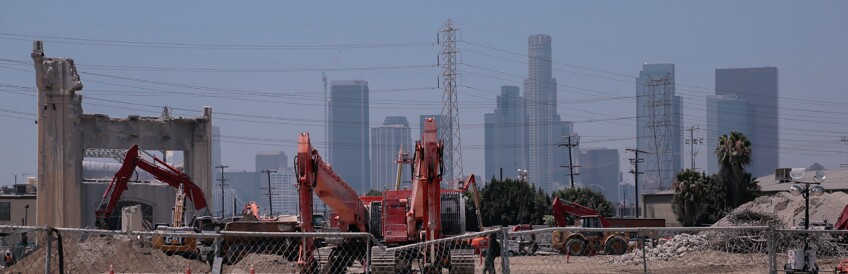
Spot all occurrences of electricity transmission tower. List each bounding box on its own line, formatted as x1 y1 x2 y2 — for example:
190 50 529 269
645 73 674 191
439 19 463 187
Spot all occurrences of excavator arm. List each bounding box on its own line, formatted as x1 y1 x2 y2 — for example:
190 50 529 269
551 196 609 228
408 117 444 241
460 174 483 230
295 133 369 271
95 145 209 229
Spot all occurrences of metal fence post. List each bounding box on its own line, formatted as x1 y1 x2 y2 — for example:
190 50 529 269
641 230 648 274
366 235 372 273
45 228 52 274
500 226 510 274
767 225 776 274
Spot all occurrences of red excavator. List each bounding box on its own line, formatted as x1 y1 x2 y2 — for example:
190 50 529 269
95 144 209 229
295 132 370 273
369 117 475 274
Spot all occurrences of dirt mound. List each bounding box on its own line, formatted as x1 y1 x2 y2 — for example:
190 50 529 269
6 233 209 273
714 192 848 227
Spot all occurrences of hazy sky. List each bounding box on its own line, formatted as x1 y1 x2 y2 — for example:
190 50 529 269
1 1 846 187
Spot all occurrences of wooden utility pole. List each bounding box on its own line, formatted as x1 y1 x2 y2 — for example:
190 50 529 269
559 135 580 189
626 148 648 217
261 169 278 216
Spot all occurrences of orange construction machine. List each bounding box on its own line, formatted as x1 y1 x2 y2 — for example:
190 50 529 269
295 132 370 273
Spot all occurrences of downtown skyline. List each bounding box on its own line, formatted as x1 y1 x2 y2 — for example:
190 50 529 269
0 1 846 193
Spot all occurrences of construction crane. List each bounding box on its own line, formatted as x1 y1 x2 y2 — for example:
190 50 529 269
96 144 209 229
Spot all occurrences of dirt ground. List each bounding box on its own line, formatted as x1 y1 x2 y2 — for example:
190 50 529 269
504 250 771 274
5 234 209 273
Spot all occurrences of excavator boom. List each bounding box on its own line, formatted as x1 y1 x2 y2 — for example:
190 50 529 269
460 174 483 230
96 145 208 228
551 196 609 228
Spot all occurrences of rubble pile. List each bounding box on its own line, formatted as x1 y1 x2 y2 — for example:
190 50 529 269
714 192 848 227
609 233 707 265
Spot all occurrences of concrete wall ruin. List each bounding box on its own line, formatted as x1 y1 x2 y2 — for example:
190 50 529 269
33 41 213 228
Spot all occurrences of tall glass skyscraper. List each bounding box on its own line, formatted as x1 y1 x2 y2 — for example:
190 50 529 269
714 67 779 177
484 86 528 181
636 63 682 194
525 34 560 192
370 116 412 191
706 94 749 174
329 80 370 194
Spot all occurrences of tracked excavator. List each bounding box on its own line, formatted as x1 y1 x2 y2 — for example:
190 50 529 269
295 117 474 274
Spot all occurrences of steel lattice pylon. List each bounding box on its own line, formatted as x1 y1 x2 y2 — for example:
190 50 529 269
644 73 674 191
439 19 463 187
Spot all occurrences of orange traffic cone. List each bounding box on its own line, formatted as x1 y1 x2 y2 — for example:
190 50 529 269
250 264 255 274
109 264 114 274
185 266 191 274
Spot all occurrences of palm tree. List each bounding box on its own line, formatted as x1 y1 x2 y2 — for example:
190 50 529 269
672 169 706 226
715 131 752 206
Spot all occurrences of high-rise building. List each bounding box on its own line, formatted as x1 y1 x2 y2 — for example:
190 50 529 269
706 94 749 174
370 116 412 191
227 171 261 214
270 168 298 215
255 151 287 172
484 86 528 181
714 67 779 177
636 63 683 194
524 34 560 192
329 80 370 193
579 148 620 203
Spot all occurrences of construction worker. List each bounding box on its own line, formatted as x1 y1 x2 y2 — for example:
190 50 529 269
483 233 500 274
4 252 12 267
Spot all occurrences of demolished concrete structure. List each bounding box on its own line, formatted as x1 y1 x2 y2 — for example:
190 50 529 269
33 41 213 228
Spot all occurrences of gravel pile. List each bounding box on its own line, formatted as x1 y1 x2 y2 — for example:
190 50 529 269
609 233 707 265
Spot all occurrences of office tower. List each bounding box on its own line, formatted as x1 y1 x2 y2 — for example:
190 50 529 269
255 151 287 172
579 148 620 203
714 67 779 177
524 34 560 192
706 94 749 174
270 168 298 215
484 86 528 181
329 80 370 193
636 63 683 194
371 116 413 191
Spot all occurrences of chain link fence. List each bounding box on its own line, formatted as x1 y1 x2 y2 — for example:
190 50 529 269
4 224 848 273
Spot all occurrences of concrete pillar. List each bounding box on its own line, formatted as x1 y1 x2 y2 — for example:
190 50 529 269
33 41 84 227
184 106 213 214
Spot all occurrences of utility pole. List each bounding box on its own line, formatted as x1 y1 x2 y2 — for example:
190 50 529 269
559 135 580 189
626 148 648 218
215 165 229 218
685 125 702 170
261 169 278 216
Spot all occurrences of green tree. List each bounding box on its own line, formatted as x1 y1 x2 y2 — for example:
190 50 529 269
365 189 383 196
672 169 707 226
716 131 752 206
551 187 613 217
697 174 729 225
470 178 549 229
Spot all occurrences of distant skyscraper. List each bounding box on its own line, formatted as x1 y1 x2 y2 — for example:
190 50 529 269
227 171 261 214
329 80 370 193
524 34 560 192
484 86 528 181
636 63 683 194
255 151 287 172
714 67 779 177
271 168 298 215
371 116 412 191
580 148 620 203
706 94 749 174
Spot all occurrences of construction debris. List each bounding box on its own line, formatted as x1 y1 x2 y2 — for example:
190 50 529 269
714 192 848 228
609 233 707 265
